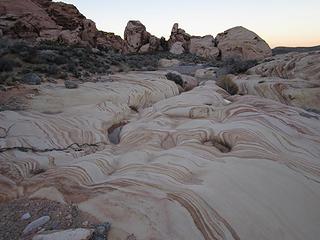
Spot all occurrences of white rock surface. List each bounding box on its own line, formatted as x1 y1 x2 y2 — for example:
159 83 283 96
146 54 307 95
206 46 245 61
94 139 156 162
158 59 181 68
32 228 94 240
22 216 50 235
1 71 320 240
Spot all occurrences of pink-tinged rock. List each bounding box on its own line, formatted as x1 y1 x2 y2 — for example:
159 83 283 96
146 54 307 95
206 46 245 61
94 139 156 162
189 35 220 59
247 51 320 81
168 23 190 49
216 26 272 61
170 42 185 55
124 20 160 53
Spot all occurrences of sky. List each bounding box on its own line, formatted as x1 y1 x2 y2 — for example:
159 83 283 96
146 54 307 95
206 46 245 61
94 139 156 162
54 0 320 48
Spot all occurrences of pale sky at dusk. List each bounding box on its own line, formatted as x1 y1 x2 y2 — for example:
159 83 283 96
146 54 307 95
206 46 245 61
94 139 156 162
54 0 320 48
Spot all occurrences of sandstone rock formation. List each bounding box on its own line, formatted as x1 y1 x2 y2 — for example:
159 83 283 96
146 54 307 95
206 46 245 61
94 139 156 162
233 51 320 111
216 26 272 61
189 35 220 59
169 41 185 54
0 0 124 50
1 71 320 240
248 51 320 81
124 21 161 53
168 23 190 53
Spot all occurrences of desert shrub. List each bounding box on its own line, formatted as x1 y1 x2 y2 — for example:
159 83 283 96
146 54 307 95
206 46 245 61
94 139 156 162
216 75 239 95
46 64 59 75
165 72 183 87
0 58 20 72
217 58 258 76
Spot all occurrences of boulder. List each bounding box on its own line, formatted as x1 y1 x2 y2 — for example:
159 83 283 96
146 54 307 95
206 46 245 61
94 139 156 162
22 216 50 235
168 23 190 49
64 80 79 89
170 42 185 55
124 20 160 53
81 19 98 46
21 73 41 85
124 21 149 53
158 59 181 68
139 43 150 53
216 26 272 61
96 32 124 52
189 35 220 59
195 67 219 80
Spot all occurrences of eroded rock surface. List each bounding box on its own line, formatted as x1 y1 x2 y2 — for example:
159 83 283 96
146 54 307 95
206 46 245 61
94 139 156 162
248 51 320 81
124 21 161 53
0 0 124 50
216 26 272 61
1 71 320 240
234 51 320 111
189 35 219 59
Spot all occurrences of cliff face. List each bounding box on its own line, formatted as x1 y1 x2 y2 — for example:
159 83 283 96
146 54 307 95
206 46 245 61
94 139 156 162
0 0 124 51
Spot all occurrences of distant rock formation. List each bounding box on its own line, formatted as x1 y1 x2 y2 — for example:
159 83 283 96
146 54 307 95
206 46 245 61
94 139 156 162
189 35 219 59
216 26 272 61
123 20 166 53
168 23 191 53
167 24 271 61
0 0 272 59
0 0 124 51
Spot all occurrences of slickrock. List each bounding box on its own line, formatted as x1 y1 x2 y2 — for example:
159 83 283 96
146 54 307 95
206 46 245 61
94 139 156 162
234 51 320 111
234 74 320 111
248 51 320 81
216 26 272 61
1 71 320 240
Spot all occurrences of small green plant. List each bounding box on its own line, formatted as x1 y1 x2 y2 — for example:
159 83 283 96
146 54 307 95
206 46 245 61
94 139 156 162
216 75 239 95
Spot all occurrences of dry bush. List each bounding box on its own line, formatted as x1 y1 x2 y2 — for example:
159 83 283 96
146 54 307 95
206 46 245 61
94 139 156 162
216 75 239 95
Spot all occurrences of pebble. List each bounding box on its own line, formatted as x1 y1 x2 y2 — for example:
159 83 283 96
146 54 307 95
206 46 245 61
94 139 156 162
21 212 31 220
22 216 50 236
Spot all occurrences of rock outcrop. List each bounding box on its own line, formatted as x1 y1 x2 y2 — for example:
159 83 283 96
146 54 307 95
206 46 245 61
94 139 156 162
189 35 220 59
123 20 161 53
216 26 272 61
1 71 320 240
233 51 320 111
247 51 320 81
0 0 124 51
168 23 191 51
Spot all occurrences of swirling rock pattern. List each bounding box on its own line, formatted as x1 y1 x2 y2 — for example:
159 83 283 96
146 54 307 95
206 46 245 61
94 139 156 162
234 75 320 111
248 51 320 82
1 72 320 240
235 51 320 111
